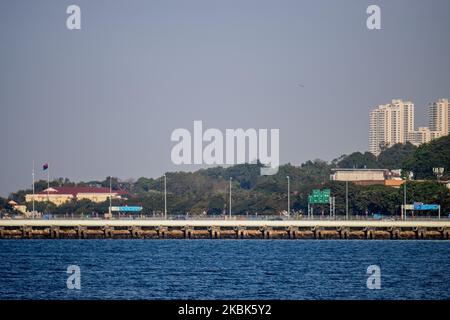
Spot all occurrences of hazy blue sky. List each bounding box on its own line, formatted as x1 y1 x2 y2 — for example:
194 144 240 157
1 0 449 196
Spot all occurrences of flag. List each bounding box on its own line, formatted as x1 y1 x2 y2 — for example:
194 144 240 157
43 163 48 171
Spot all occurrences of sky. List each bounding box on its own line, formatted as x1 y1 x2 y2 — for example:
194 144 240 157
1 0 449 196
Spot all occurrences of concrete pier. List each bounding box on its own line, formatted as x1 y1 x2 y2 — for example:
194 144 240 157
0 219 449 240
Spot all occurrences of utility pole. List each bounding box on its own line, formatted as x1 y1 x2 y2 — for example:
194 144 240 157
345 180 349 220
403 179 407 220
329 196 332 219
402 171 414 220
332 197 336 219
287 176 290 217
32 160 35 214
109 176 112 216
46 162 50 202
229 177 232 218
164 174 167 219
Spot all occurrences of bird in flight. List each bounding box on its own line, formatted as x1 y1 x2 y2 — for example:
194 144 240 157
298 83 305 88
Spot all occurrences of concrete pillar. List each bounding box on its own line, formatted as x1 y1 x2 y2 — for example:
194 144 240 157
157 226 167 239
339 227 350 239
443 228 450 240
22 226 32 239
390 228 400 239
104 226 114 238
77 226 86 239
437 227 444 240
50 226 60 239
288 226 298 239
261 227 272 239
235 227 247 239
415 227 425 239
210 227 221 239
184 227 193 239
312 226 321 239
131 226 142 239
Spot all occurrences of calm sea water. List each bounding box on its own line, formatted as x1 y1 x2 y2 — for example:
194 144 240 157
0 240 449 300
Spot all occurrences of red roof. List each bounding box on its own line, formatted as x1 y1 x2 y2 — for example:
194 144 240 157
37 187 127 196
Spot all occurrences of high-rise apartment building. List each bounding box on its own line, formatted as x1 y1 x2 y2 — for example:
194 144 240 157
369 99 415 155
428 98 449 136
369 98 448 155
408 127 442 146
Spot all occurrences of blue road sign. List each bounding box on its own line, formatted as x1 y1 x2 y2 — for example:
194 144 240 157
413 204 439 211
111 206 143 212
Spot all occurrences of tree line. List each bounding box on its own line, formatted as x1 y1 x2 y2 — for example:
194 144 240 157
2 135 449 217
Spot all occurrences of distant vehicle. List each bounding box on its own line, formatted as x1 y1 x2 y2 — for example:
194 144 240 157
271 216 284 220
373 213 383 220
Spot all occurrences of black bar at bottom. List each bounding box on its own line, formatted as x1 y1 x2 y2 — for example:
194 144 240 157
0 300 448 318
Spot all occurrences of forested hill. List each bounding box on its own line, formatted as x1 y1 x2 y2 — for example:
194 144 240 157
3 135 450 216
403 134 450 179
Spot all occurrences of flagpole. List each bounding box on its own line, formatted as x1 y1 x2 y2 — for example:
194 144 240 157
109 176 112 216
47 162 50 201
32 160 35 214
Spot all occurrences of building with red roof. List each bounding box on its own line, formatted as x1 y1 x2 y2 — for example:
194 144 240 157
25 187 126 206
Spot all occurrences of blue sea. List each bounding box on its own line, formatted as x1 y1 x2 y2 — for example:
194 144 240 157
0 240 449 300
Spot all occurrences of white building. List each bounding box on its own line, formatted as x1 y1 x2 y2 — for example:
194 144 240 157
25 187 125 206
331 168 387 182
408 127 442 146
369 99 415 155
369 98 448 155
428 98 449 136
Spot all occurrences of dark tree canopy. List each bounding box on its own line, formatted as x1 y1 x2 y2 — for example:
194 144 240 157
334 152 379 169
377 142 416 169
6 136 450 217
403 135 450 180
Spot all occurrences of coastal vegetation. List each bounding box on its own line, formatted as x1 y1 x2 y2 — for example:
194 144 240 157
2 135 450 217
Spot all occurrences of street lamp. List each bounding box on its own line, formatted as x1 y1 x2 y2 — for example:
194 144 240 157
403 171 413 220
109 176 112 217
286 176 290 217
229 177 232 218
345 180 349 220
403 178 406 220
32 160 35 215
164 174 167 219
432 168 444 221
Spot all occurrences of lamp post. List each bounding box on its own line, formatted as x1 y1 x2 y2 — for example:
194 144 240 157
287 176 290 217
432 168 443 220
229 177 232 219
32 160 35 215
403 178 406 220
345 180 349 220
164 174 167 219
403 171 413 220
109 176 112 216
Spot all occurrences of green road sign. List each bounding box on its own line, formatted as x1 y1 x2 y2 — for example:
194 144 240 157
308 189 330 204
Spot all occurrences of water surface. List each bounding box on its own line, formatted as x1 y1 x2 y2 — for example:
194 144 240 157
0 240 448 300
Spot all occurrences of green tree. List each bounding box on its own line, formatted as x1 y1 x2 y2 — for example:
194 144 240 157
378 142 416 169
334 152 379 169
403 135 450 180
